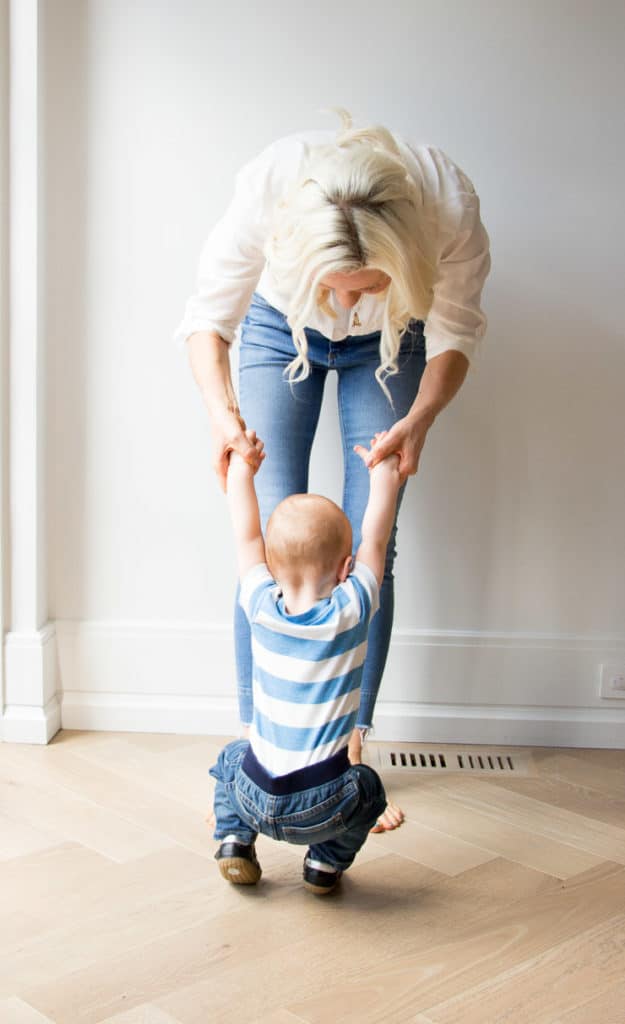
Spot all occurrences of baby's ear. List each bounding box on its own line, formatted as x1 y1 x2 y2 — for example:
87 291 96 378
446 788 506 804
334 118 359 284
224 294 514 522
338 554 353 583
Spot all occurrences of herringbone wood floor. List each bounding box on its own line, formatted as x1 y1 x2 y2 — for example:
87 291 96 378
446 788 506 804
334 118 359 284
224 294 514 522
1 731 625 1024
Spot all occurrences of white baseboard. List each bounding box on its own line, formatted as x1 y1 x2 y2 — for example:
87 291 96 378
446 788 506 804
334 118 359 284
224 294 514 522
60 691 239 737
371 701 625 748
2 626 62 744
58 691 625 748
1 696 62 744
51 619 625 749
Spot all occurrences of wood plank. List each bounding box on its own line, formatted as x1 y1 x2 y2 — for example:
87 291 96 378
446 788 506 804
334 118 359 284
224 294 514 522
249 1012 308 1024
0 767 173 864
535 747 625 776
425 913 625 1023
1 875 252 995
365 818 497 875
550 976 625 1022
0 845 214 957
0 837 303 997
0 843 114 922
64 737 215 812
481 772 625 830
377 781 602 877
112 733 208 753
0 998 55 1023
153 863 625 1023
534 752 625 797
19 891 325 1023
1 735 211 813
280 863 625 1024
18 855 452 1023
350 852 558 926
99 1004 183 1023
430 775 625 862
0 811 60 861
0 742 213 859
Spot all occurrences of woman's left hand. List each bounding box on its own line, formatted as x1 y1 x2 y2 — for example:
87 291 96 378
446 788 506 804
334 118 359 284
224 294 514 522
363 412 434 479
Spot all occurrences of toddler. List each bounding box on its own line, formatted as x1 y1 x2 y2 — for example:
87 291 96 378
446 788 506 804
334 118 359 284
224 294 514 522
210 432 402 894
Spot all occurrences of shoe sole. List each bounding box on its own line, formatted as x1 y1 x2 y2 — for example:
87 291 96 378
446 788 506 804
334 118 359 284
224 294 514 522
303 878 339 895
217 856 261 885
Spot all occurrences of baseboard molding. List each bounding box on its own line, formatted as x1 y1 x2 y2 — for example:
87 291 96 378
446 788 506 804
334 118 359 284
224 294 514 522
60 691 239 737
58 691 625 748
1 695 62 744
371 701 625 748
2 625 62 744
10 618 622 748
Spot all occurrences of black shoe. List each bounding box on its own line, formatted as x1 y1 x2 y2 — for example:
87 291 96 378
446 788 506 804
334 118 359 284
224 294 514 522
215 835 262 885
303 854 342 895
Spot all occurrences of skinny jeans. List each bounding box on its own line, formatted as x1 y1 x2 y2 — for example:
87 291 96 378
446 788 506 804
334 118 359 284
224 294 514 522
235 293 426 728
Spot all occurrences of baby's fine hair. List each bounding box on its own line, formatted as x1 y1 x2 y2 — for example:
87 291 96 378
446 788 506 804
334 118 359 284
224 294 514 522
265 494 352 580
265 108 436 402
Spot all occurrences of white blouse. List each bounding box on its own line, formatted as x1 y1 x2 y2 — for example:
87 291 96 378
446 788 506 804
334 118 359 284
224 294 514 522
173 129 491 363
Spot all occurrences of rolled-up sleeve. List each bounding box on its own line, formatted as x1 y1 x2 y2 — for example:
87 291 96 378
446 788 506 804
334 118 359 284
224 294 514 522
418 149 491 365
173 146 278 348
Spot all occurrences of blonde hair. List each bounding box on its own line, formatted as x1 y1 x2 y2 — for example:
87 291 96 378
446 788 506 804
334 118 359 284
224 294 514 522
265 109 435 401
266 494 352 581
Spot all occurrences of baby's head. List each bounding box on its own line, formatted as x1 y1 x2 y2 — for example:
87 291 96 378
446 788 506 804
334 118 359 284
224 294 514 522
266 494 352 587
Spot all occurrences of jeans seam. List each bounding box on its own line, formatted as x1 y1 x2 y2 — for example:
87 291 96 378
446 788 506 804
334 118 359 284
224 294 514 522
336 367 352 494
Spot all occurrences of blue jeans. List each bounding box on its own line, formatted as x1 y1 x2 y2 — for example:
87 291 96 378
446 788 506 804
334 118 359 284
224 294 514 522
210 739 387 871
235 292 427 728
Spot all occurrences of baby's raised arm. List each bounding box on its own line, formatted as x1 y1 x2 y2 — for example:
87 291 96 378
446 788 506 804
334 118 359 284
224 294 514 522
354 433 403 586
226 433 266 578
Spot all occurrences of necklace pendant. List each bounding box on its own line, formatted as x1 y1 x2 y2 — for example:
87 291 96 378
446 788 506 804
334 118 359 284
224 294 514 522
352 311 362 328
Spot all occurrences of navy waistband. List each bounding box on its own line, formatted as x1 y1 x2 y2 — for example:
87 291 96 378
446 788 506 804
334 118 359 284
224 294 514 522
242 745 351 795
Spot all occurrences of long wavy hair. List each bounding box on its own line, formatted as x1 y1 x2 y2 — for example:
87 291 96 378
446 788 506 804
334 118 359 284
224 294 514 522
265 109 436 401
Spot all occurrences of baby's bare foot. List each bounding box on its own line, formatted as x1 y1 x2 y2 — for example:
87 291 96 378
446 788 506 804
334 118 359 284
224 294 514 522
370 800 405 833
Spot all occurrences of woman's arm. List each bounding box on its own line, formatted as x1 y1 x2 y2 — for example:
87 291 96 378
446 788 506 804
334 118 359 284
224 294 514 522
365 349 468 475
187 330 263 490
410 348 469 423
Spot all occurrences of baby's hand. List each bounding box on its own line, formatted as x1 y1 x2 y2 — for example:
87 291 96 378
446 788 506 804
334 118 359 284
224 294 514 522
354 432 402 478
228 430 265 475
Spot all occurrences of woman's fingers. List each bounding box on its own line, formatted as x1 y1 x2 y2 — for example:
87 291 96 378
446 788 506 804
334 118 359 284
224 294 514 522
368 428 402 466
355 421 427 479
231 430 263 466
214 429 266 490
356 433 399 468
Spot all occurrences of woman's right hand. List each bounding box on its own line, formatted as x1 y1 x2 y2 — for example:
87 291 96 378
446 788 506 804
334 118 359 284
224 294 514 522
211 408 264 491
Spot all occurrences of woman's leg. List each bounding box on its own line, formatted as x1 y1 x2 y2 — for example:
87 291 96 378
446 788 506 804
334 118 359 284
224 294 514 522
234 303 327 724
337 328 426 830
337 328 426 729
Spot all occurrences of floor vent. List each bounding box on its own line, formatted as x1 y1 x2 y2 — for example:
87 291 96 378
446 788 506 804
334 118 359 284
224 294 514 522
372 745 534 775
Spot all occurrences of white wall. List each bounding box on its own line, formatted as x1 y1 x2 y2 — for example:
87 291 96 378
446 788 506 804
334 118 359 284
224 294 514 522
42 0 625 744
0 0 9 723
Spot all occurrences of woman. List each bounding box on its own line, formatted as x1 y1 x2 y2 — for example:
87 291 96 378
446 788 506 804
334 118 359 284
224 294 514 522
175 111 490 831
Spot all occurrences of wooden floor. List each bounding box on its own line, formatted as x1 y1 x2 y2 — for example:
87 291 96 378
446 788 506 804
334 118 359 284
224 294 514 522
1 732 625 1024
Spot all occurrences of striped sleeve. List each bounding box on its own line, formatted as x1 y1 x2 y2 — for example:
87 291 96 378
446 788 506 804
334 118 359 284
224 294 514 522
348 561 380 624
239 563 275 622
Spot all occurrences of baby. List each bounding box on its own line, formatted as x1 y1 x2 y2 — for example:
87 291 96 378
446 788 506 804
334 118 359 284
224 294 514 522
209 432 402 894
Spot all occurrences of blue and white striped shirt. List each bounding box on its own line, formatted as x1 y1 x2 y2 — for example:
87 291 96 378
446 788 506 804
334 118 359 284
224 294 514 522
240 561 380 777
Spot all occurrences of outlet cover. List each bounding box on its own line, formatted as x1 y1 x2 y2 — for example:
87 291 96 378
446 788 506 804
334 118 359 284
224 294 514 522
600 664 625 699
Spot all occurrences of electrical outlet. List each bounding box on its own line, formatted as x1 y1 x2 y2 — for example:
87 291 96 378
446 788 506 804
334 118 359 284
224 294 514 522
600 664 625 699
